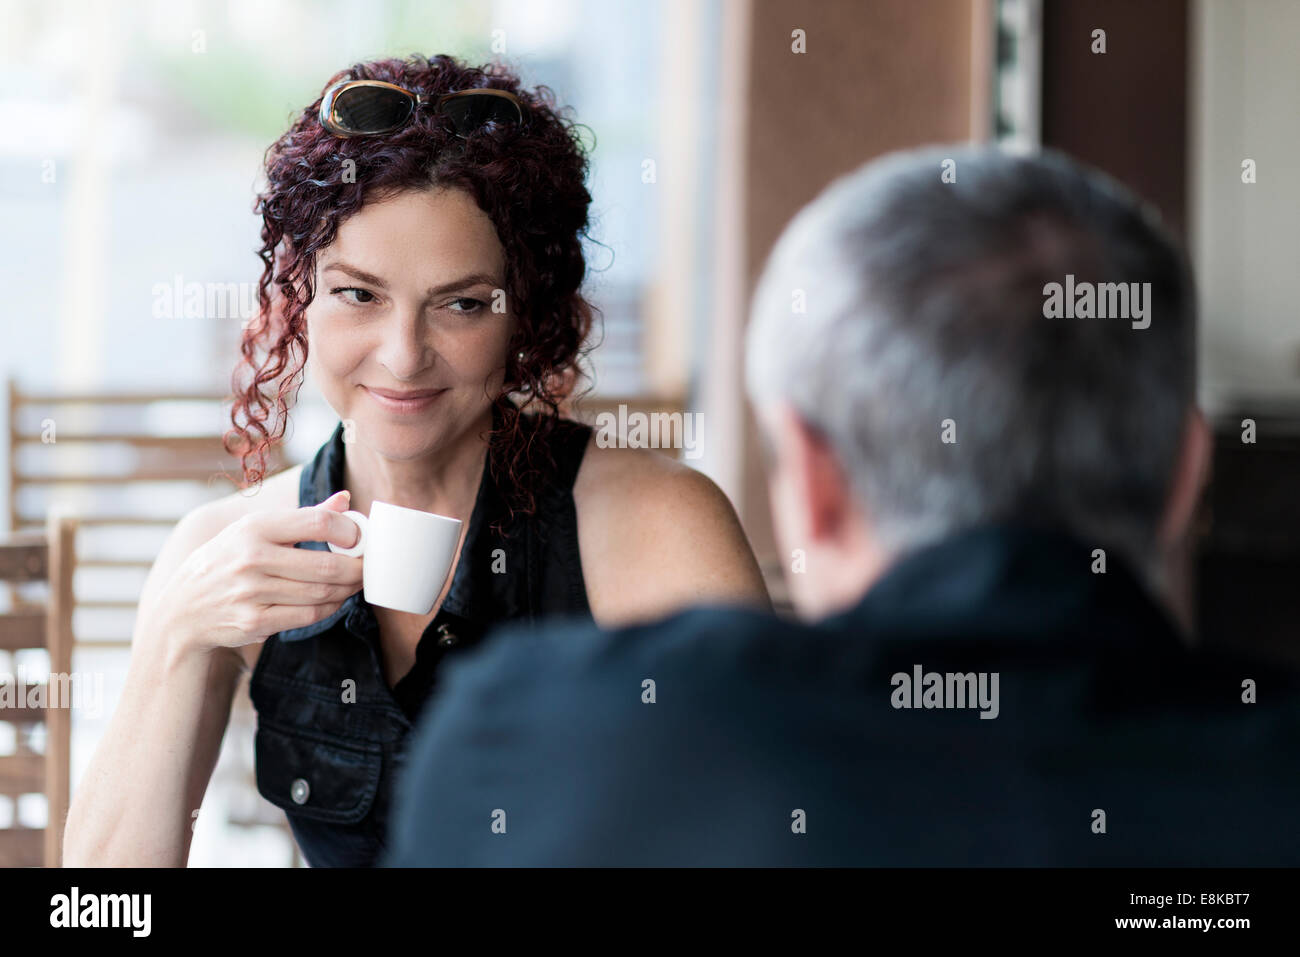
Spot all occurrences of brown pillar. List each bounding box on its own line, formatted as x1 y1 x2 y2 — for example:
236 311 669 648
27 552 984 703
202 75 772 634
725 0 983 592
1040 0 1189 237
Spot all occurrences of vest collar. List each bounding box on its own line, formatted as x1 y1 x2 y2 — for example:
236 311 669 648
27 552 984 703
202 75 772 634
276 406 526 642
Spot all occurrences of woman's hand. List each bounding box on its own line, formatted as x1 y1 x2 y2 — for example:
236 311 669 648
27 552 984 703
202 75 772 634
144 489 364 655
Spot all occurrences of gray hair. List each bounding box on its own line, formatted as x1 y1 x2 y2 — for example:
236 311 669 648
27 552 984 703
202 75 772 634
745 145 1196 575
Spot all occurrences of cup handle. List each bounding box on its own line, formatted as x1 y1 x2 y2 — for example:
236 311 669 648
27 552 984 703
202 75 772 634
326 510 368 557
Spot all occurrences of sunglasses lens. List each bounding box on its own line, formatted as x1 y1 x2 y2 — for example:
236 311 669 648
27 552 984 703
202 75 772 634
331 86 415 134
441 94 521 135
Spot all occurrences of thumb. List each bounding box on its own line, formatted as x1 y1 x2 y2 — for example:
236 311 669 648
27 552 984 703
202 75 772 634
318 489 352 512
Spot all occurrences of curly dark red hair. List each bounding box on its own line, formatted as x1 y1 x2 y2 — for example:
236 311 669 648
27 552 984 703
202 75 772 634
225 53 597 532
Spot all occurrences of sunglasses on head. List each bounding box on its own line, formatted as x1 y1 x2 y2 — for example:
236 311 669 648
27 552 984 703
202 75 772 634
318 79 525 138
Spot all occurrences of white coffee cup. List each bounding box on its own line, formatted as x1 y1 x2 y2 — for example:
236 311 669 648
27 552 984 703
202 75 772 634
327 501 463 615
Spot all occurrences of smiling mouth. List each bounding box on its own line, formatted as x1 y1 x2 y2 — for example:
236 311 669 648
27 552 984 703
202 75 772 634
362 386 449 412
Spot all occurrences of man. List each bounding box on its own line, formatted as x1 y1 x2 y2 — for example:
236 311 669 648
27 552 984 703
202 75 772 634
383 146 1300 866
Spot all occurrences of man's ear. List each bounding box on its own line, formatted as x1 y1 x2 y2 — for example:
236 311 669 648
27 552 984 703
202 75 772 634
773 404 860 544
1157 406 1213 551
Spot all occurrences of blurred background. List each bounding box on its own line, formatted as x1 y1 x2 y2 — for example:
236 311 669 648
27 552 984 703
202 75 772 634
0 0 1297 866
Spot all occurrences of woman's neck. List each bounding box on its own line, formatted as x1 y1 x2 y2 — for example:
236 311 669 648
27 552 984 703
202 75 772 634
340 406 492 520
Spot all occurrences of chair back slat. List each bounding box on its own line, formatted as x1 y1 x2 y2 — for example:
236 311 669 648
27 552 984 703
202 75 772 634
0 514 77 866
0 539 47 582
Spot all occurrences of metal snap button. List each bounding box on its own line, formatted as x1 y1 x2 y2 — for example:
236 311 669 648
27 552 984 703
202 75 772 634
436 622 459 648
290 778 310 805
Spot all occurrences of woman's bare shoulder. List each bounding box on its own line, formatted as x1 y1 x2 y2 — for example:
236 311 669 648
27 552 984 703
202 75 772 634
572 439 746 554
571 437 771 626
572 432 696 490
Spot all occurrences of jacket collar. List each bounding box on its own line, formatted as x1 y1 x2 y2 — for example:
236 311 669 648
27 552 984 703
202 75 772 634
822 521 1186 658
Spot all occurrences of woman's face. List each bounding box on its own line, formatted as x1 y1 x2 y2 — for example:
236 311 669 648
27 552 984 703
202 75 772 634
306 185 515 459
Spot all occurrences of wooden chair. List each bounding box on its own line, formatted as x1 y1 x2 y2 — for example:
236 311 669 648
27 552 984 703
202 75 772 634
6 378 287 604
6 377 298 865
0 512 76 866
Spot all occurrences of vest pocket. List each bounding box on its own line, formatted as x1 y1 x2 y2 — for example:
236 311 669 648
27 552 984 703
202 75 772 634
255 719 383 824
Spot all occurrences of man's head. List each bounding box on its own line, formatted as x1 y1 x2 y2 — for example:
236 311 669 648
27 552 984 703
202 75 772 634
745 145 1209 620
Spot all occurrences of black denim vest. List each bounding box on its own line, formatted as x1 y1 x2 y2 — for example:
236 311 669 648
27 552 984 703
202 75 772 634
248 408 593 866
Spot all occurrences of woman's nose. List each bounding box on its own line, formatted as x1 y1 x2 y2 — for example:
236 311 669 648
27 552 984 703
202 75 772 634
375 311 435 379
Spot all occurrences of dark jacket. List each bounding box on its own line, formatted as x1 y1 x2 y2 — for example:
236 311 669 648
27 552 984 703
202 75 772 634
384 523 1300 866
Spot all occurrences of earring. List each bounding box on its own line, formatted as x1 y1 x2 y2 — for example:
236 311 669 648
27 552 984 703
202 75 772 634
516 351 531 392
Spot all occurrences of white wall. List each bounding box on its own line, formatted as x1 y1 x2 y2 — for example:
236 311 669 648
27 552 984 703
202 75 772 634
1191 0 1300 412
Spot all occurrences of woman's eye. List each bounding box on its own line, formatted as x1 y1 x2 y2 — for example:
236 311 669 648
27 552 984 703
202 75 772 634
448 298 485 314
331 287 376 305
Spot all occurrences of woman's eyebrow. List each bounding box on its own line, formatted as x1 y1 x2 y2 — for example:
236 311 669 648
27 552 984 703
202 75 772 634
321 261 388 289
425 273 499 297
321 262 498 298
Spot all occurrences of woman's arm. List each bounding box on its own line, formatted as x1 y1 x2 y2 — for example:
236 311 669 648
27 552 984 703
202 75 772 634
62 504 244 867
574 440 772 627
62 490 362 866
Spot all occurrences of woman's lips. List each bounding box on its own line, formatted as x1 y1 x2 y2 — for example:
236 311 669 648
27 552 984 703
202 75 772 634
363 386 448 413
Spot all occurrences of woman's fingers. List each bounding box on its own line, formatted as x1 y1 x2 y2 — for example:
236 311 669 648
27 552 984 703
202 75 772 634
168 491 368 649
251 601 349 637
262 543 363 586
248 492 362 548
253 575 361 606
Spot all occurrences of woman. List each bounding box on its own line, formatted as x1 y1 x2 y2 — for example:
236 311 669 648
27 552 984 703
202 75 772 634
63 54 769 867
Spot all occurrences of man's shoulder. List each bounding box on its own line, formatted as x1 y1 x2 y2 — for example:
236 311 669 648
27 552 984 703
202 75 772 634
394 597 1300 865
449 602 808 696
